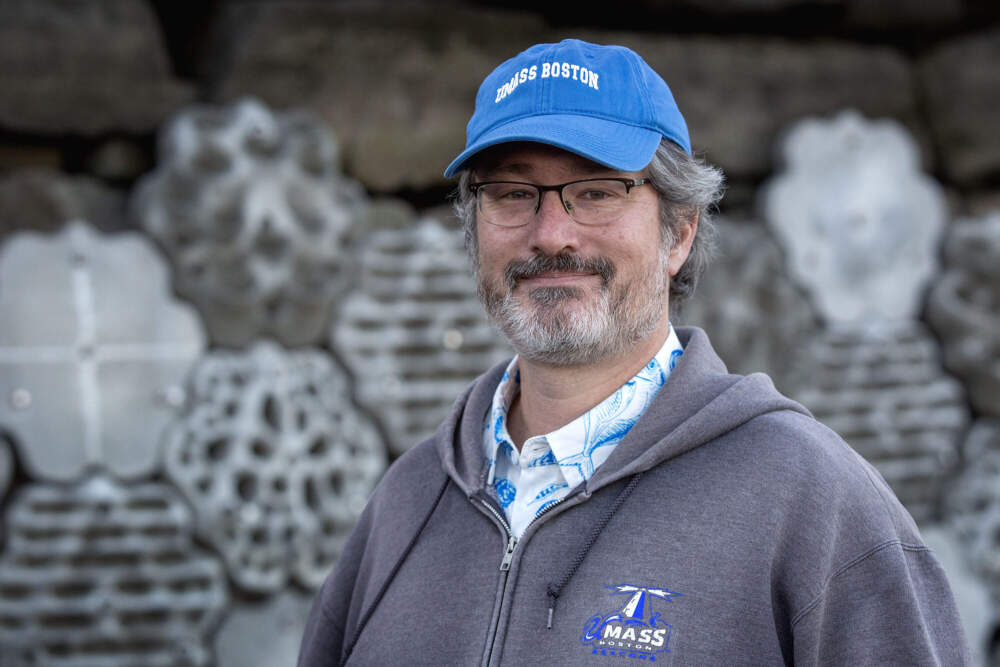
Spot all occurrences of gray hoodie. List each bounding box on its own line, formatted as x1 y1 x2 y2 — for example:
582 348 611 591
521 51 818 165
299 327 970 666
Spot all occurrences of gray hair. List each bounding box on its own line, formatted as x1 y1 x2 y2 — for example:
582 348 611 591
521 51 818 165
452 139 725 313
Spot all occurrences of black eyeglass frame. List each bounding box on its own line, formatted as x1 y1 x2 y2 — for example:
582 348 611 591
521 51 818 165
468 177 651 226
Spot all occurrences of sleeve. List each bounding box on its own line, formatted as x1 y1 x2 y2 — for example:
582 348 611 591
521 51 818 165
790 540 972 666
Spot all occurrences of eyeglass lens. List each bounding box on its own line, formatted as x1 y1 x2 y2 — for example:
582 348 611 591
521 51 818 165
476 179 634 227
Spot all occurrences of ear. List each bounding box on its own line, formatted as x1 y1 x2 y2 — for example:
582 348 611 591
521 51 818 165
667 210 699 276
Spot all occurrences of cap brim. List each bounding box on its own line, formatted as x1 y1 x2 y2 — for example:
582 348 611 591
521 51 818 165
443 114 662 178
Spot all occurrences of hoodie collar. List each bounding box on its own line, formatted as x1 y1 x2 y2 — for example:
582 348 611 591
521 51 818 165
436 326 811 498
482 326 685 490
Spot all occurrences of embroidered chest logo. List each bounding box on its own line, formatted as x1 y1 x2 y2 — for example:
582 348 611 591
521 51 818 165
579 583 683 661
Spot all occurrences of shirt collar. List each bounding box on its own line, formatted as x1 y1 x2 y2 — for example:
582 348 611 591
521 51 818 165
483 325 685 486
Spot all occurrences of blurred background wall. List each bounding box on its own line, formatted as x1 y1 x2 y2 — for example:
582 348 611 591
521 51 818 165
0 0 998 665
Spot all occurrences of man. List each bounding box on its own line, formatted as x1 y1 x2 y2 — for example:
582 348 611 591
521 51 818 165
300 39 969 666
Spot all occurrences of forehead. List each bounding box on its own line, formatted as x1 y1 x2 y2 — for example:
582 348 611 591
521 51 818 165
471 142 621 179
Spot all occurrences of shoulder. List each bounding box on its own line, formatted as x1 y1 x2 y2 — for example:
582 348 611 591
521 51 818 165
751 411 971 662
734 408 922 544
718 408 938 626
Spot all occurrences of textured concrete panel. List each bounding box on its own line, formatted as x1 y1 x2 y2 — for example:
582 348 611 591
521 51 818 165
680 217 818 387
0 476 228 666
0 0 193 135
0 222 205 481
763 110 946 325
133 98 366 347
213 591 313 667
163 342 386 593
0 437 11 504
948 421 1000 589
921 524 994 666
0 169 126 239
921 28 1000 185
926 213 1000 417
333 218 512 455
790 323 968 521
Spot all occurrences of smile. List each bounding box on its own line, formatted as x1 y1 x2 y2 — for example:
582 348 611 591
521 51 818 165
519 271 599 286
503 252 616 291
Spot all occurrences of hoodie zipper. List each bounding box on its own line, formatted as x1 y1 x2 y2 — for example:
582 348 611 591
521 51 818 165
478 494 570 667
479 499 514 667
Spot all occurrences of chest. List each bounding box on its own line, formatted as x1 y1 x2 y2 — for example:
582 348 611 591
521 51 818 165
347 479 791 666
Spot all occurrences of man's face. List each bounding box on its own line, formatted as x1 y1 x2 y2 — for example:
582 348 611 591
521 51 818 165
471 143 693 366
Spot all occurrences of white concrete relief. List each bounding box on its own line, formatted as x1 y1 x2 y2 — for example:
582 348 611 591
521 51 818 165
789 323 968 521
132 98 366 347
681 217 818 386
214 591 314 667
763 111 966 522
0 438 11 503
927 212 1000 417
947 421 1000 613
332 218 512 454
764 110 946 326
0 222 204 481
0 476 228 666
163 342 386 593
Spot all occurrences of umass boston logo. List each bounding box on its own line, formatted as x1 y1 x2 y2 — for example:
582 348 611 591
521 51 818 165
579 583 683 661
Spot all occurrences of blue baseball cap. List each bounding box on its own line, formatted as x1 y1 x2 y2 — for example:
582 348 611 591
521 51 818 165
444 39 691 178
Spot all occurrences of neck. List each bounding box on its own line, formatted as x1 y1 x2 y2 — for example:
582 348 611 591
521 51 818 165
506 319 672 449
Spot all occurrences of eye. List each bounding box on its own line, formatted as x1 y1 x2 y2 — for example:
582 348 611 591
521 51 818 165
573 181 624 202
502 189 535 201
578 188 615 201
483 183 537 202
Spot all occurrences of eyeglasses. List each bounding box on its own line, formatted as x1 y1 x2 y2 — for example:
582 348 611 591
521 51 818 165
468 177 650 227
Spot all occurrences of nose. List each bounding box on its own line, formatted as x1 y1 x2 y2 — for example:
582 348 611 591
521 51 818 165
528 189 580 256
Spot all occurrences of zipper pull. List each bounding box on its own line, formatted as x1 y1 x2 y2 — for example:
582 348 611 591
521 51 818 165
500 535 517 571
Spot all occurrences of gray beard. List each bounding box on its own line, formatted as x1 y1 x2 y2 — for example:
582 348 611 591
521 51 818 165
476 250 671 366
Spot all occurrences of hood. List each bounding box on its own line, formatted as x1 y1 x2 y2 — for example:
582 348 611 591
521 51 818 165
435 326 811 498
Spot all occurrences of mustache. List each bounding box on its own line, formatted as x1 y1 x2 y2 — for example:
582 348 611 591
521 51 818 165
503 252 615 291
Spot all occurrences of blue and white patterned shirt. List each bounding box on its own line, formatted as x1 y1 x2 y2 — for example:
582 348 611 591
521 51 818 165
483 326 684 538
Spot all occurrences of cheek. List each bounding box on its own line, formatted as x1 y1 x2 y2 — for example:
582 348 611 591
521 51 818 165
476 223 524 266
475 238 509 280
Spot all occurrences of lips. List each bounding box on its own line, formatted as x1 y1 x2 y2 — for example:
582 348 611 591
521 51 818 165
504 252 614 290
524 271 595 281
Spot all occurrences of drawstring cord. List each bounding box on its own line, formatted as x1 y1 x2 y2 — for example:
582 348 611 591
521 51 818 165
546 473 643 629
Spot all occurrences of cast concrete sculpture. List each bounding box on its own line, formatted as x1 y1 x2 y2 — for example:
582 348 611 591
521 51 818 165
790 323 968 521
680 217 817 387
0 475 228 666
945 419 1000 661
0 437 11 503
213 591 313 667
132 98 366 347
947 420 1000 584
927 212 1000 417
763 110 946 326
921 524 994 665
163 342 386 593
763 111 964 522
0 222 205 481
332 218 512 455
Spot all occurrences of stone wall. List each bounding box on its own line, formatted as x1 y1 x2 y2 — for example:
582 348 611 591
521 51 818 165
0 1 998 664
